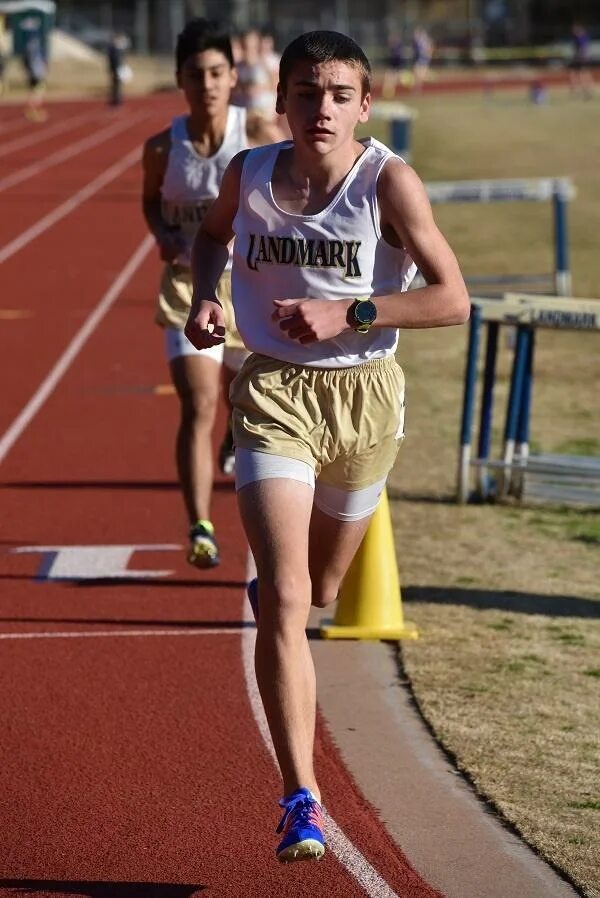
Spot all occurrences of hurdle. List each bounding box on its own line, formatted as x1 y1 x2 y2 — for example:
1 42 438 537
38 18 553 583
370 101 418 163
424 177 575 297
458 293 600 506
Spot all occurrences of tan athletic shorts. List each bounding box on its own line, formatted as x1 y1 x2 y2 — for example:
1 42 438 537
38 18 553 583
230 353 406 490
155 265 245 351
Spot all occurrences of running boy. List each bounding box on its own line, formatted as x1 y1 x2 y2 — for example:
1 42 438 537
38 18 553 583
186 30 470 858
142 18 281 568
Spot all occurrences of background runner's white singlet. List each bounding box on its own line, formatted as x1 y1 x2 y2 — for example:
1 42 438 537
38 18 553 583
231 137 417 368
161 107 247 267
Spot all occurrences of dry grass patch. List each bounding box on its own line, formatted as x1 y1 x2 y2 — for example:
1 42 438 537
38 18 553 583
400 607 599 897
375 90 600 897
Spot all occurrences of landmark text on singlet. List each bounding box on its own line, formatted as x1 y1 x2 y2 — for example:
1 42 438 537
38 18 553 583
165 199 213 226
246 234 362 278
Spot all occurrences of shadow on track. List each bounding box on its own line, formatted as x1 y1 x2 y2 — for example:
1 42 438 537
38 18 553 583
0 881 205 897
1 481 234 494
0 576 247 590
0 616 253 629
403 584 600 618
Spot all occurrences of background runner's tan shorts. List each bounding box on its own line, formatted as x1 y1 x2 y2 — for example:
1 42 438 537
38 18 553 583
230 354 406 491
155 265 245 351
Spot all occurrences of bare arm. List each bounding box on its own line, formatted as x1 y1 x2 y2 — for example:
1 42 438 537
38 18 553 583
141 130 186 263
184 151 248 349
373 159 470 327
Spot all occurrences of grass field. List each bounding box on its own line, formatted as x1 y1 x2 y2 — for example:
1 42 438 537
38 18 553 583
362 90 600 897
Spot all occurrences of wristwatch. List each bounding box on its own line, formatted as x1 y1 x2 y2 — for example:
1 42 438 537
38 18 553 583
347 298 378 333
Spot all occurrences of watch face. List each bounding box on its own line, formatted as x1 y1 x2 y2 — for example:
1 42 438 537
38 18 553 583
355 300 377 325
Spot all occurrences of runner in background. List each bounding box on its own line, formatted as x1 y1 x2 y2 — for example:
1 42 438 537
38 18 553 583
21 30 47 121
142 18 281 569
106 32 131 107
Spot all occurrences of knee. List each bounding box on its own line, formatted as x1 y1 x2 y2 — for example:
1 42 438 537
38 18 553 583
311 576 341 609
258 574 312 623
180 391 218 427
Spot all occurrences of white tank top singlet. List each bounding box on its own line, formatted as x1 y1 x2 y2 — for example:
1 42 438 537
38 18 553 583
231 137 417 368
161 106 247 267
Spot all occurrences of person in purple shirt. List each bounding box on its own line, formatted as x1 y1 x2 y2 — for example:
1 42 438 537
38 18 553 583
570 23 594 98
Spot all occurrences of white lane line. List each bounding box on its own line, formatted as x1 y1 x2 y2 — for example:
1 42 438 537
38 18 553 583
0 234 154 464
0 145 141 265
0 117 34 137
240 559 400 898
0 109 101 159
0 628 248 641
0 112 149 193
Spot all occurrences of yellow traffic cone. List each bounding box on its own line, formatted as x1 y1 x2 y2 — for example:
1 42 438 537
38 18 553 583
320 489 418 640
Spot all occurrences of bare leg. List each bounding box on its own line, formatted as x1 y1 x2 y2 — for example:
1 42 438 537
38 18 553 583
238 478 376 800
308 503 372 608
170 354 221 524
218 363 241 475
238 478 317 797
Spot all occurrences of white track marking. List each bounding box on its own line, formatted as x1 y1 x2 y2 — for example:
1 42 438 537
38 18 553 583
0 112 148 193
0 628 249 641
0 109 101 159
0 145 141 265
240 559 400 897
0 234 154 463
0 117 35 138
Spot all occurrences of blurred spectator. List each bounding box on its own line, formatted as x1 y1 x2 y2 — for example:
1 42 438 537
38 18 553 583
260 29 280 86
235 28 275 118
260 28 291 138
411 26 434 91
468 26 485 66
22 31 48 121
569 23 594 98
231 33 243 66
107 32 131 107
0 14 8 97
381 33 407 99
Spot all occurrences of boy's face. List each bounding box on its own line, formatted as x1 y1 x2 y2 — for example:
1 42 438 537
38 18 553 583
177 49 237 114
276 60 370 155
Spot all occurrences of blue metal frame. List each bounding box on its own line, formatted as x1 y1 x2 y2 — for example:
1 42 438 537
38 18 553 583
460 306 482 450
476 321 499 497
457 305 482 502
504 327 531 446
553 188 570 295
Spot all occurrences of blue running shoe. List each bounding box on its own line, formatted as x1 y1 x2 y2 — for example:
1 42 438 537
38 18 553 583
247 577 259 621
276 787 325 862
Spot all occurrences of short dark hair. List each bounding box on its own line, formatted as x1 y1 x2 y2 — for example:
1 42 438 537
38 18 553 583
176 18 234 72
279 31 371 97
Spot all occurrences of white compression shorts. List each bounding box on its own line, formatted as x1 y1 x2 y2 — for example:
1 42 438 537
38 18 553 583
234 447 387 522
165 327 248 372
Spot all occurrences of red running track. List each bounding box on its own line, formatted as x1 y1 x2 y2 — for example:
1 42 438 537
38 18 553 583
0 95 441 897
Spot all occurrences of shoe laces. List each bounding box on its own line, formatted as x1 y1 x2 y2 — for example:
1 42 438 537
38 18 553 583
190 519 215 539
276 793 323 835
